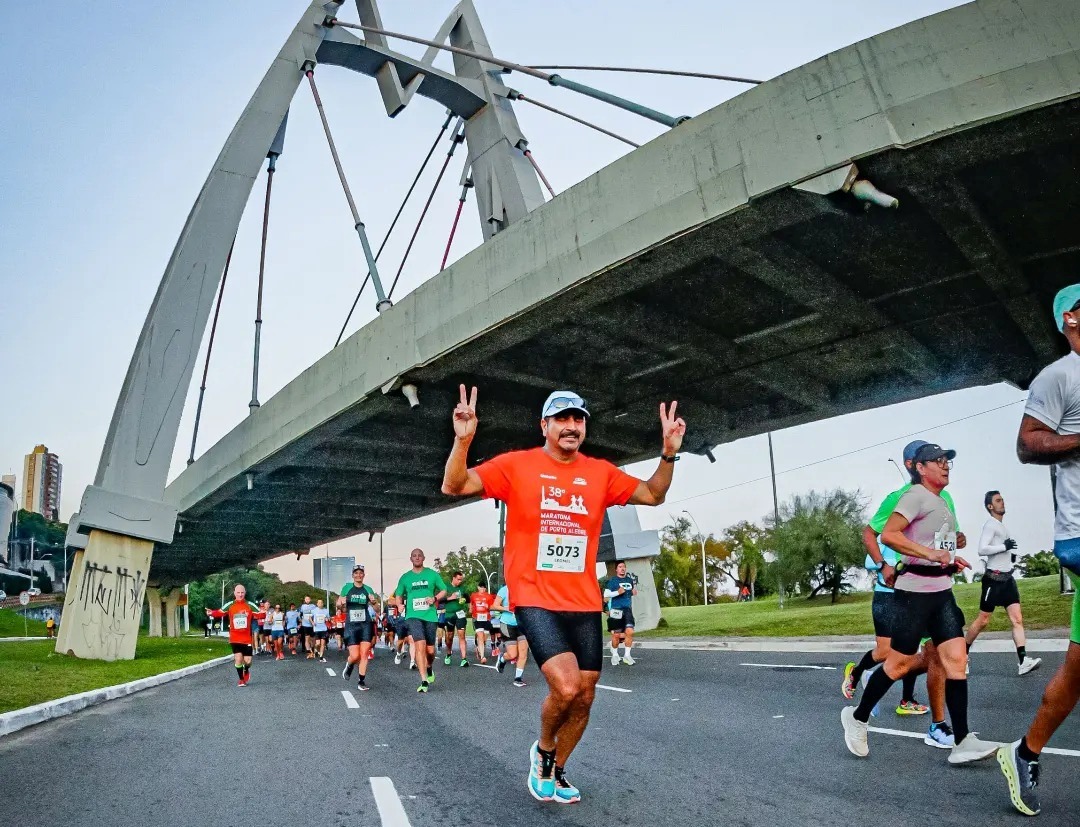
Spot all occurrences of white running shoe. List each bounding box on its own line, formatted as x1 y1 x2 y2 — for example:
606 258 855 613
841 707 869 758
622 653 636 666
1018 657 1042 676
610 649 620 667
949 733 999 765
394 652 402 666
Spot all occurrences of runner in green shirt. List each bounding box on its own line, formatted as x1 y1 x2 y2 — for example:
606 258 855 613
392 548 447 693
443 571 471 668
337 564 380 691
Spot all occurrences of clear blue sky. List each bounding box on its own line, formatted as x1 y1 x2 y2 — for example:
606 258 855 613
7 1 1052 587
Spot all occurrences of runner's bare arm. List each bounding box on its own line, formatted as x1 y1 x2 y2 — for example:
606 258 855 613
442 384 486 496
628 401 686 506
1017 414 1080 465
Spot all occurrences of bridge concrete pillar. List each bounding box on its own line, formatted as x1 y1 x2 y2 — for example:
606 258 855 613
146 586 163 638
54 531 153 661
164 590 180 638
56 2 334 660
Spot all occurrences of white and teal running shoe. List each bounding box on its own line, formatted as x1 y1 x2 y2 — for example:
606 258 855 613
528 740 555 802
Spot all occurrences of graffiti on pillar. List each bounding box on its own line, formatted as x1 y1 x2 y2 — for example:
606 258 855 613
76 558 149 659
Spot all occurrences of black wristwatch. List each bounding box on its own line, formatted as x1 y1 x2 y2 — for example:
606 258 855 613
661 454 679 463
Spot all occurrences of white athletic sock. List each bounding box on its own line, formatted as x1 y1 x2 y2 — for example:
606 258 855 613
610 645 619 654
515 668 524 679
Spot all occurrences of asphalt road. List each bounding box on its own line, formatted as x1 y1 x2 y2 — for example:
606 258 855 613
1 643 1077 826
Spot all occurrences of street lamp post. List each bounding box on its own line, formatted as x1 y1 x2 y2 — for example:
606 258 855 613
681 510 708 606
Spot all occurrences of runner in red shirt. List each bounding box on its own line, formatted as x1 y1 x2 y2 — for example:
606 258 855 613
469 585 496 664
207 584 266 686
442 386 685 803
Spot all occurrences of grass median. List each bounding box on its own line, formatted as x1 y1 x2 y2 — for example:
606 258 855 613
0 608 48 637
0 628 230 714
642 575 1073 638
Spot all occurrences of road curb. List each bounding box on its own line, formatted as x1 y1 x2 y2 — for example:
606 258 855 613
0 654 232 739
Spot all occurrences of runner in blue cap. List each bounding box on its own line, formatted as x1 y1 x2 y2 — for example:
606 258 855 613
998 284 1080 816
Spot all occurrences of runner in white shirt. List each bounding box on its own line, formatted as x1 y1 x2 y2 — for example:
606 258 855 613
963 491 1041 676
312 599 331 663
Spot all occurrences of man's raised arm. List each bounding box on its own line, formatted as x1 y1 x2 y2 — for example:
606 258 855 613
442 384 486 497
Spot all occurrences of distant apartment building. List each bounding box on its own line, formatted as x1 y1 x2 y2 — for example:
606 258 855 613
0 477 14 566
23 445 63 521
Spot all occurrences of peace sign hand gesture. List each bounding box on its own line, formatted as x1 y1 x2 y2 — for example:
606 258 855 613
660 401 686 455
453 384 479 441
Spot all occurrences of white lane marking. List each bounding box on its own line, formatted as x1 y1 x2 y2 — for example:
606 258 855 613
370 777 413 827
342 690 360 709
476 664 499 670
326 668 336 676
867 726 1080 758
773 715 785 719
671 698 680 701
596 684 632 693
740 663 836 670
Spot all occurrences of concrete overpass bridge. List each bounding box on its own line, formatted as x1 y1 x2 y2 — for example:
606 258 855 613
58 0 1080 658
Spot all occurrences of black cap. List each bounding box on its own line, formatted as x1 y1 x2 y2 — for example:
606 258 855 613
912 443 957 464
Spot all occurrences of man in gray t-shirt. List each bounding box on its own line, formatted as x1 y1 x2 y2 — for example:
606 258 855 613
998 284 1080 817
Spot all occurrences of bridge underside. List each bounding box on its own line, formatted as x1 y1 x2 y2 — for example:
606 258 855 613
160 100 1080 582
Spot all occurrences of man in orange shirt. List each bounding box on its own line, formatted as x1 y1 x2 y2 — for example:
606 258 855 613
470 584 496 664
442 386 685 803
207 584 266 686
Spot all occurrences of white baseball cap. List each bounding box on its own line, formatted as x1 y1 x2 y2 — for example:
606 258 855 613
541 391 590 418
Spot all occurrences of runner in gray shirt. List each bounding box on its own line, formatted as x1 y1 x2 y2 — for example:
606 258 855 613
842 442 997 767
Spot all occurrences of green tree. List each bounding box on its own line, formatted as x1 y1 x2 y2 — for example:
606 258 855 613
435 546 502 594
1016 550 1060 578
652 516 730 606
721 520 768 597
765 489 867 603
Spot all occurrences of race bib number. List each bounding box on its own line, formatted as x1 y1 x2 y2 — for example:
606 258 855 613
536 533 586 573
456 610 466 620
476 612 488 622
412 597 429 613
935 530 957 561
609 608 623 620
233 614 248 630
288 628 297 635
349 609 365 623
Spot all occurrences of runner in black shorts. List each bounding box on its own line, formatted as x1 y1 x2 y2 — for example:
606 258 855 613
964 491 1041 676
338 564 379 691
842 443 997 766
442 385 685 803
443 571 470 668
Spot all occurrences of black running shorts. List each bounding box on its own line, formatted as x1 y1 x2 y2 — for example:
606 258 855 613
980 575 1020 613
871 591 896 638
500 622 520 641
474 620 493 633
344 622 375 646
606 606 635 633
444 612 468 631
515 607 603 672
890 589 965 655
230 643 253 657
406 618 438 647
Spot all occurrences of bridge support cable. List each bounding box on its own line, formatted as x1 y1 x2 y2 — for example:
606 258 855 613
248 152 278 414
335 113 456 347
520 148 556 198
304 66 393 314
526 65 764 85
321 18 689 128
187 239 236 466
441 174 473 271
387 119 465 299
508 91 640 148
